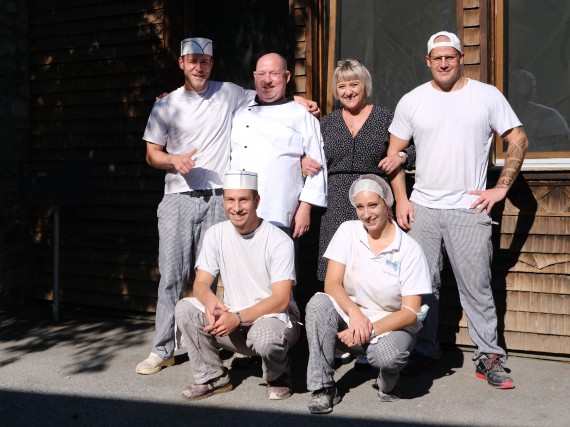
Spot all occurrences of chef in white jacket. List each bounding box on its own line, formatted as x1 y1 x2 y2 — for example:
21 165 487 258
230 53 327 239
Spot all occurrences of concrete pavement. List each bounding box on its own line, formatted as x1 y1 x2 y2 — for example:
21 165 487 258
0 304 568 427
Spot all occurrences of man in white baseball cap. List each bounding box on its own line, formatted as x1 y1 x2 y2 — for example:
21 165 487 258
382 30 529 389
174 170 300 401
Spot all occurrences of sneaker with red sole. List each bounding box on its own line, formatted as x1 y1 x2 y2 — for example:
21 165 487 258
475 354 515 389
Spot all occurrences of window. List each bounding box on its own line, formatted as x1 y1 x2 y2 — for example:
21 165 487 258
498 0 570 166
333 0 456 111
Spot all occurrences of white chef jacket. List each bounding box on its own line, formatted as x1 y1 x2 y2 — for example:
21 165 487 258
230 97 327 228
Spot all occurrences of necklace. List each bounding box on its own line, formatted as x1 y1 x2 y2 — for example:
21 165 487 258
343 104 369 136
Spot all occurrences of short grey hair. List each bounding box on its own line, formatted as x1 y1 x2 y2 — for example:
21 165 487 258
331 59 373 99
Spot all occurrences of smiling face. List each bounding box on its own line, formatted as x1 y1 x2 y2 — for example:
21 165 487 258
354 191 390 236
426 37 463 91
223 189 261 234
253 53 291 103
336 78 367 112
179 53 213 92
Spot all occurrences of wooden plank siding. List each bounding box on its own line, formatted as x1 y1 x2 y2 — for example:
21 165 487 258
291 0 309 95
28 1 311 314
28 0 184 312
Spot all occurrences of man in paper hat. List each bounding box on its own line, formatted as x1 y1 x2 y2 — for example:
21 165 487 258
174 170 300 401
138 39 318 375
381 31 528 389
137 37 253 375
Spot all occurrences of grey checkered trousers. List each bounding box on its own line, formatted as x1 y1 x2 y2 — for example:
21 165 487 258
175 298 301 384
305 293 416 393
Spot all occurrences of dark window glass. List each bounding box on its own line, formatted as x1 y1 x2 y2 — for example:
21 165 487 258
337 0 456 110
506 0 570 156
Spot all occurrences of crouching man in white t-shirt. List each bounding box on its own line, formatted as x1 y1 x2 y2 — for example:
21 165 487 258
174 170 300 401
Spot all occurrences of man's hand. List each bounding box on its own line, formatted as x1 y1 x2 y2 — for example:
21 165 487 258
291 201 311 238
171 148 198 175
395 199 415 231
337 310 373 347
204 299 228 326
155 92 169 101
203 309 240 337
468 186 509 214
305 100 321 118
293 95 321 118
301 155 323 176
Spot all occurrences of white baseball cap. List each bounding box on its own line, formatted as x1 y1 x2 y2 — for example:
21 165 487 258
427 31 462 54
223 170 258 190
181 37 213 56
349 174 393 208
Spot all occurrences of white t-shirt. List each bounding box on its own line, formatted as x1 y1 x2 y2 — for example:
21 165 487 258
230 99 327 228
389 79 522 209
323 220 431 327
195 219 296 312
143 81 254 194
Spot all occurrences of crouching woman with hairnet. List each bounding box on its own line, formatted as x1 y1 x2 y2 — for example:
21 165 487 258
305 174 432 414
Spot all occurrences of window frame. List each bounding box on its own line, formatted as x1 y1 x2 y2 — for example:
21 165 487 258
493 0 570 170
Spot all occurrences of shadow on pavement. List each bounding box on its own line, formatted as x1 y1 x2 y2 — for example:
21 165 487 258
0 303 150 374
0 389 474 427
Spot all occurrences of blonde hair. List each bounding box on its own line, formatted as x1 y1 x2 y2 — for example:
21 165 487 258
331 59 373 99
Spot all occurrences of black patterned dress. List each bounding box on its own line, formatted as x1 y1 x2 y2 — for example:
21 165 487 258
317 104 415 281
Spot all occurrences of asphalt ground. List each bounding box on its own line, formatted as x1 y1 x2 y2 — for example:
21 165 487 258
1 304 568 427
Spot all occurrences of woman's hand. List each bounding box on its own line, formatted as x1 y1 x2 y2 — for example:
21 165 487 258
338 310 373 347
301 155 323 176
378 153 405 175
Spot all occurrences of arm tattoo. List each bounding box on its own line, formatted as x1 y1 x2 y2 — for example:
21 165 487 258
496 127 528 189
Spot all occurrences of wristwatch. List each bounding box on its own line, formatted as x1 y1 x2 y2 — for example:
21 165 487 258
397 151 408 164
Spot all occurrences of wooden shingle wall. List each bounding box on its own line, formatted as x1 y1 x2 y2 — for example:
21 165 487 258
494 178 570 354
28 0 184 312
441 177 570 355
291 0 310 97
457 0 487 82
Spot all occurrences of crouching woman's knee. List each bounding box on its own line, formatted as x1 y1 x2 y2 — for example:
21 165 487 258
368 332 414 371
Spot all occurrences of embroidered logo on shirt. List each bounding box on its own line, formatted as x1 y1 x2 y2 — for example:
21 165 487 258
385 259 400 276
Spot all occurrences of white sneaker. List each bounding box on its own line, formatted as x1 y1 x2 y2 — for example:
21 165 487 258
135 352 175 375
334 349 353 366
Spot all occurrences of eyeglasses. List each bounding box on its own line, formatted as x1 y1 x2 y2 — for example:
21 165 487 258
428 54 461 65
337 59 362 68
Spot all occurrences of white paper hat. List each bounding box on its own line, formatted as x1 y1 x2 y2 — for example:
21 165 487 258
181 37 213 56
223 170 258 190
349 174 393 208
427 31 462 54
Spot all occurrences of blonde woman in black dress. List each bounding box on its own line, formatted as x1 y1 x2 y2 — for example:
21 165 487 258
315 59 415 283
